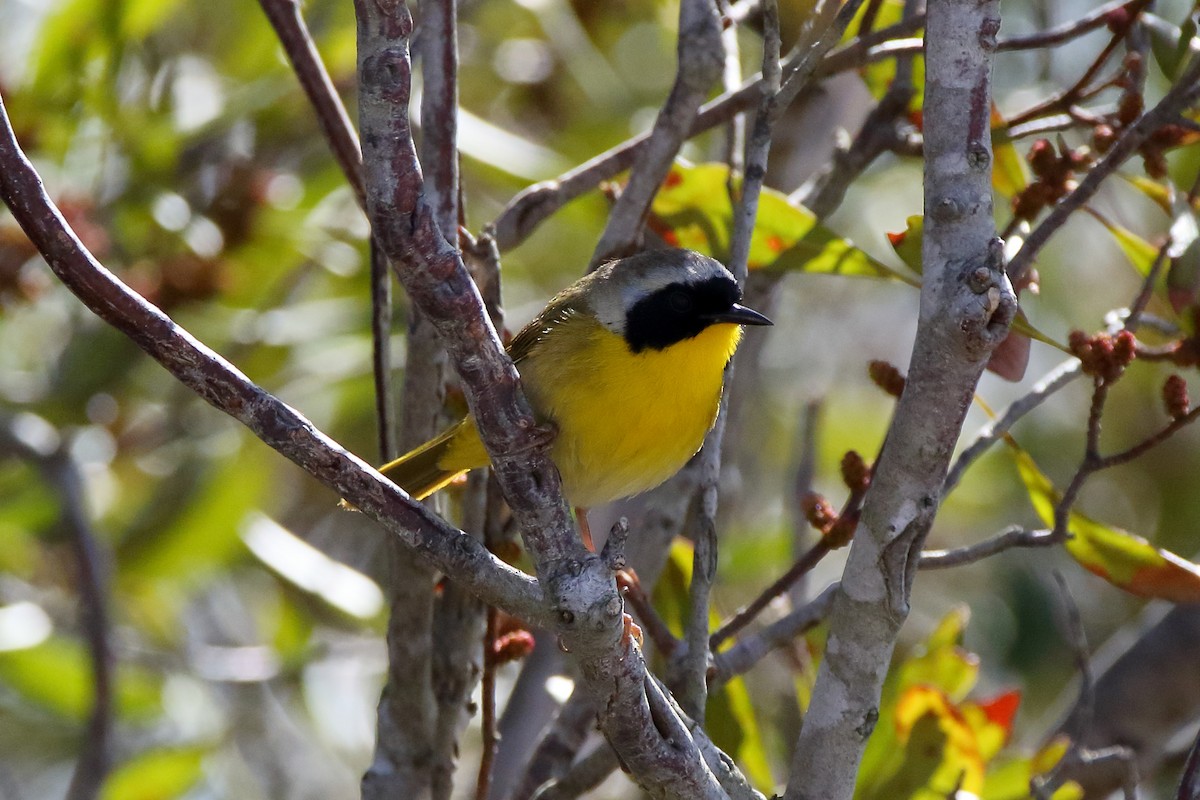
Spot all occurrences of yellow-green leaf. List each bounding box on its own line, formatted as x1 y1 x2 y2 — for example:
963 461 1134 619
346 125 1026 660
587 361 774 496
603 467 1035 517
101 747 207 800
648 162 918 285
1086 208 1161 276
887 216 924 275
991 105 1029 198
0 637 161 721
1011 447 1200 602
651 538 773 792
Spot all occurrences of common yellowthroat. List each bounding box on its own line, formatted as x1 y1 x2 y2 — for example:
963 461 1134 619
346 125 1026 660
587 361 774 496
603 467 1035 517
380 248 771 546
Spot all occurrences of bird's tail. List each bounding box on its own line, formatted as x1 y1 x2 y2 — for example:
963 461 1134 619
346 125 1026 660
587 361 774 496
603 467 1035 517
379 420 473 500
341 421 473 510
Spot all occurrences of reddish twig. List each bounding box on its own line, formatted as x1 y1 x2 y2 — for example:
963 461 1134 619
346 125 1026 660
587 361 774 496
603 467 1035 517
475 606 499 800
1005 0 1149 130
709 537 834 649
617 570 679 657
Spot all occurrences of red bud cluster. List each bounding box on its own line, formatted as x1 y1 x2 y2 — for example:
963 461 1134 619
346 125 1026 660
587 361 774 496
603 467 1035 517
1068 329 1137 382
801 492 837 533
840 450 871 492
1163 374 1191 420
492 629 536 664
799 493 856 549
1012 139 1092 224
868 360 907 397
491 613 536 664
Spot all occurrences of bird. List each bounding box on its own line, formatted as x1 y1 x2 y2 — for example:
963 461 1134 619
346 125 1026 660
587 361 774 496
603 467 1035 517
379 247 772 549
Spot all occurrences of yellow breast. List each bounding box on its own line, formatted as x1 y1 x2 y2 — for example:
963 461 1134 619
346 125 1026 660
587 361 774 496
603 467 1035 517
517 317 742 508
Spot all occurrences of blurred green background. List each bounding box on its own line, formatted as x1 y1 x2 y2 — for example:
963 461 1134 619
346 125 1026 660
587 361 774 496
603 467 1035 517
1 0 1198 797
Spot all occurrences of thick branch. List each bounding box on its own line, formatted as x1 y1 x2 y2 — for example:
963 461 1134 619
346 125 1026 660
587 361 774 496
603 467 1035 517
783 1 1013 796
352 5 739 797
0 90 550 628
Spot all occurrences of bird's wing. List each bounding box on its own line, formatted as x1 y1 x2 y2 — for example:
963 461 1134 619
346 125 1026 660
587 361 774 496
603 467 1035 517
507 295 583 366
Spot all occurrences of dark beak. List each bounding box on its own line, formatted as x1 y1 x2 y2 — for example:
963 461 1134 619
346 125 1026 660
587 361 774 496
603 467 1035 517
706 303 773 326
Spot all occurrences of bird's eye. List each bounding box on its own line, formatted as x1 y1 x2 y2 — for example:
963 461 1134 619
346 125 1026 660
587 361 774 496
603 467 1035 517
668 290 692 313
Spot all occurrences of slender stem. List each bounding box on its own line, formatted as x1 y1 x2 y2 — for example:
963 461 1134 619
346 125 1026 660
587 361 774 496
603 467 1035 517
370 240 397 462
710 583 837 684
590 0 723 264
1008 55 1200 284
944 359 1082 496
710 538 833 649
920 527 1055 569
1177 725 1200 800
475 607 498 800
256 0 365 207
0 418 114 800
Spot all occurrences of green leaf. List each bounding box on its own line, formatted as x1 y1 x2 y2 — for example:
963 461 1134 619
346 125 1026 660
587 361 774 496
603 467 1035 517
990 105 1029 198
886 216 924 275
898 608 979 703
648 162 918 285
707 676 775 791
101 746 208 800
651 539 773 791
0 637 161 721
1120 173 1173 215
1011 446 1200 602
1086 208 1161 276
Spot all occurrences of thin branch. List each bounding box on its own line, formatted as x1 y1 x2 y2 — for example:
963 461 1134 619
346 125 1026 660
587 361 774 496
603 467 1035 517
710 583 837 684
919 527 1056 569
1094 402 1200 469
775 0 869 112
675 0 781 726
788 400 823 608
511 693 599 800
256 0 365 207
1008 55 1200 284
1033 575 1140 800
944 358 1083 496
0 416 113 800
619 569 679 658
528 745 619 800
0 89 551 627
369 240 397 462
1004 0 1148 130
590 0 723 264
710 537 833 649
794 0 919 219
850 0 1157 67
1178 725 1200 800
475 606 498 800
